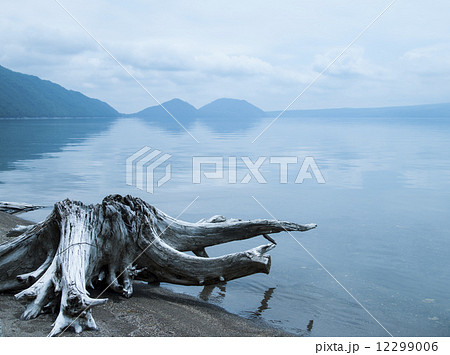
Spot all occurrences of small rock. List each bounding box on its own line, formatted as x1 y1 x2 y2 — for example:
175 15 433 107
422 298 435 303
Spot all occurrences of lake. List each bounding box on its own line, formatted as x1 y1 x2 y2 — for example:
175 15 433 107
0 115 449 336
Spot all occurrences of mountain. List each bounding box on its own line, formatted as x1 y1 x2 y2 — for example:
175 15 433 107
0 65 119 118
198 98 266 118
132 98 267 120
267 103 450 118
130 98 266 131
130 98 450 121
132 98 197 119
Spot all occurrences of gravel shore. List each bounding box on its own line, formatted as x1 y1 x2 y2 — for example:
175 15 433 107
0 211 290 337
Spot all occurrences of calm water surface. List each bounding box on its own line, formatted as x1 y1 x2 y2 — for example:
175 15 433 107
0 115 449 336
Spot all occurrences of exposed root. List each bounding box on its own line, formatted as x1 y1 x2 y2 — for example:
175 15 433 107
0 194 316 335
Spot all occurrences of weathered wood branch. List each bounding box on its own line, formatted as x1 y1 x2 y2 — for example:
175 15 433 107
0 194 316 336
0 201 44 214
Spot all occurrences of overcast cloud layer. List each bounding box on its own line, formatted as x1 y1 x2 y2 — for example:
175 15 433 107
1 0 449 113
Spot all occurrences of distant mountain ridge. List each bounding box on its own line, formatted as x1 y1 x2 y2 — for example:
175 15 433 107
267 103 450 118
132 100 450 120
0 65 119 118
1 64 449 119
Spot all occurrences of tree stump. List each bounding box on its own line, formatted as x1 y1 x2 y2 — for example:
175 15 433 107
0 194 316 336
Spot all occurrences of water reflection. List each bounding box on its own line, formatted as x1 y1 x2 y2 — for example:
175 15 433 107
198 284 278 321
1 115 450 336
248 287 275 319
199 284 227 303
0 117 116 172
198 284 285 327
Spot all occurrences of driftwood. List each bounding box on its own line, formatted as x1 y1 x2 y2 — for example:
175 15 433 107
0 194 316 336
0 201 44 214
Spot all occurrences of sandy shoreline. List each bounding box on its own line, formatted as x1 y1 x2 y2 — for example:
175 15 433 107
0 211 291 337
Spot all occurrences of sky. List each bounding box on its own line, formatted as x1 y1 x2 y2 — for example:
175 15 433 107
1 0 449 113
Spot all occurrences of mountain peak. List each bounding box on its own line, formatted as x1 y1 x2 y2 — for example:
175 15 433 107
131 97 266 121
164 97 192 105
198 98 265 118
133 98 197 119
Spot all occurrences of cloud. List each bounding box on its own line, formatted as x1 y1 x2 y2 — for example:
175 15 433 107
194 53 273 76
111 40 191 72
0 17 95 59
2 1 450 112
311 47 389 79
400 43 450 76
